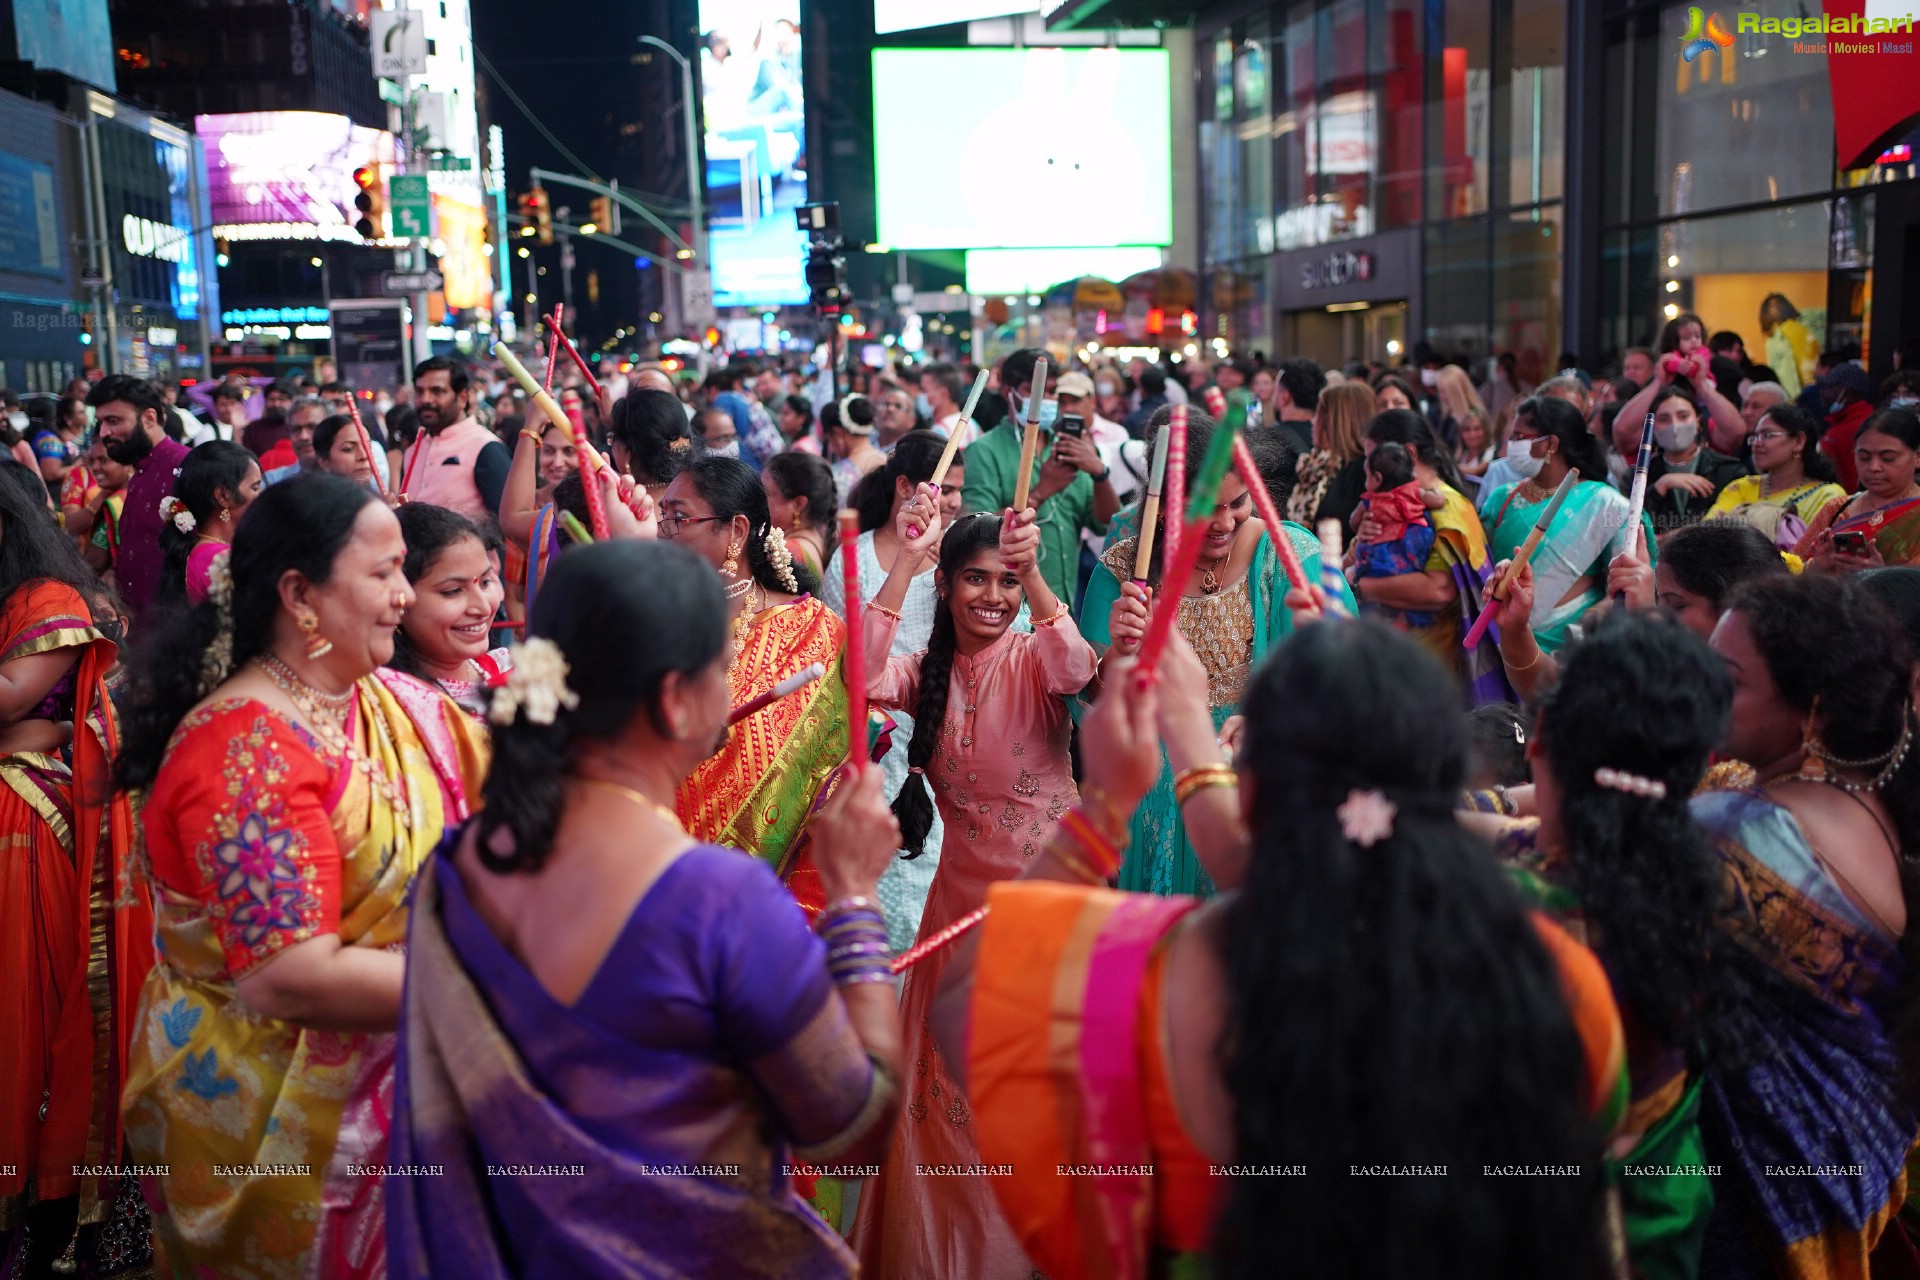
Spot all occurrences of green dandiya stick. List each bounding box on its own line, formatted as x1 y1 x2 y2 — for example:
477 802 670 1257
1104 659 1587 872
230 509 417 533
1135 415 1244 677
559 511 595 545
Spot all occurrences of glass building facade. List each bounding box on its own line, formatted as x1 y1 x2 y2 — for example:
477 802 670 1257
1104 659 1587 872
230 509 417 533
1193 0 1919 377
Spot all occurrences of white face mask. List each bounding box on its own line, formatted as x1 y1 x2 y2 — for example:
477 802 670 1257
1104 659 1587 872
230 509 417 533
1506 437 1545 478
1654 420 1698 452
708 439 741 460
6 411 26 432
1421 369 1440 389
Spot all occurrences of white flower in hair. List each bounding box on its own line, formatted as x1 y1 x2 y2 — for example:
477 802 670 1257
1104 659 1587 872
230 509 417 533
765 523 799 593
1337 789 1396 847
160 495 196 534
488 636 580 727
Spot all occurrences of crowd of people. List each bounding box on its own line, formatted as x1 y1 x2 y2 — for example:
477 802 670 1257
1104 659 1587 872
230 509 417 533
4 315 1920 1280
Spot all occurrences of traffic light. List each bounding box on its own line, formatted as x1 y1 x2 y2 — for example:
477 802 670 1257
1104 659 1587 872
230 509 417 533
589 195 616 235
528 186 552 245
352 165 384 240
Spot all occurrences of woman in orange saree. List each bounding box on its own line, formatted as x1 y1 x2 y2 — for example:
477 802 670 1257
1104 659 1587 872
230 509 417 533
112 475 485 1280
932 624 1626 1279
660 457 852 915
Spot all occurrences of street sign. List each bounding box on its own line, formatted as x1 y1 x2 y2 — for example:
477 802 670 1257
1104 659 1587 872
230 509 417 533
428 155 473 171
380 270 443 296
370 11 428 78
389 174 432 239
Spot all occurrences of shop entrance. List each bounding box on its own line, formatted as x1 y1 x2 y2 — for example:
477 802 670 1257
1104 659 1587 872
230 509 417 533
1280 300 1407 368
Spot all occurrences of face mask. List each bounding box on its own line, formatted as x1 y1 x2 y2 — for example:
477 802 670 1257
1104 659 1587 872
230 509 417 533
1096 381 1117 398
915 393 932 419
1421 369 1440 389
1828 398 1847 417
1889 395 1918 408
1035 398 1059 431
1506 438 1545 478
1653 421 1697 452
708 440 740 460
6 412 25 432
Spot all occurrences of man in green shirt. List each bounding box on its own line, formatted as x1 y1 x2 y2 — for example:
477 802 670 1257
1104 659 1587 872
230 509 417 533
961 347 1121 607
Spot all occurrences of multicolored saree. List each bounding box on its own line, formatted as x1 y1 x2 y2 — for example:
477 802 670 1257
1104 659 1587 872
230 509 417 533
675 597 850 914
0 580 146 1232
1792 493 1920 566
124 676 485 1280
1417 486 1515 707
1690 788 1916 1279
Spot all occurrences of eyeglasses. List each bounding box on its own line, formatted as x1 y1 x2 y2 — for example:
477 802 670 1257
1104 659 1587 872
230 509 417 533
656 513 725 536
1746 430 1790 445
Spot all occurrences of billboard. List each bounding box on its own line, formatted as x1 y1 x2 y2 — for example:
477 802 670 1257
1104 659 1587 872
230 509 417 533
873 0 1038 35
696 0 808 307
196 112 399 241
431 191 493 312
872 48 1172 251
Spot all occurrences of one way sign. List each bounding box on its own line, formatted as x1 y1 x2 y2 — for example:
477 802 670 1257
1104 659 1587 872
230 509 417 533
370 11 428 79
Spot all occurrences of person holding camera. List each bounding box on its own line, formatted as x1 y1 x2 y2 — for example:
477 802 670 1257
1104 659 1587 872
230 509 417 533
960 349 1120 608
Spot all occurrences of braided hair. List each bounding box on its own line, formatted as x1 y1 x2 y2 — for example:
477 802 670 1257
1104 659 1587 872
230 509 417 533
892 512 1003 857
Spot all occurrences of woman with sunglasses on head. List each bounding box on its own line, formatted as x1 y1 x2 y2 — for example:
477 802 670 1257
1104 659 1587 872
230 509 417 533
847 497 1097 1279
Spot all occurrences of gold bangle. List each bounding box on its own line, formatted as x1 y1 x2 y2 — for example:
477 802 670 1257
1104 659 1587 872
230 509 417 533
1031 602 1071 629
867 601 902 623
1501 643 1542 673
1047 832 1107 885
1174 764 1238 806
1076 784 1132 851
519 428 546 443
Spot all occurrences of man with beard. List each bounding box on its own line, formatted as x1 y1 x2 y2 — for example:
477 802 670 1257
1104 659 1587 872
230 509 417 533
87 374 189 617
399 356 509 522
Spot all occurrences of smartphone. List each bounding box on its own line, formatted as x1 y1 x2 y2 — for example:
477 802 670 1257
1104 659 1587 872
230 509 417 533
1833 530 1870 557
1056 414 1086 438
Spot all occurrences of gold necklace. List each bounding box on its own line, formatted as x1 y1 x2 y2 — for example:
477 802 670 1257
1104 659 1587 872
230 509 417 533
730 583 764 661
254 654 410 825
1515 476 1553 506
574 777 684 830
1198 541 1235 594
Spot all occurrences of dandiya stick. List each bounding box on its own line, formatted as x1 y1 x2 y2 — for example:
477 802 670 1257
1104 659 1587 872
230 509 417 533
1009 357 1049 514
1229 436 1309 595
559 511 594 545
838 510 868 773
1164 403 1188 582
552 326 606 400
727 662 827 725
1135 415 1244 680
1316 519 1350 618
342 395 382 496
1460 469 1580 650
1131 425 1172 584
493 345 571 453
927 367 990 491
542 308 562 393
1615 411 1657 602
891 904 989 974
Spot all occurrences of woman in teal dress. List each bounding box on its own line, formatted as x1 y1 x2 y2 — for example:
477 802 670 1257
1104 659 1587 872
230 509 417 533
1481 396 1653 654
1081 411 1350 896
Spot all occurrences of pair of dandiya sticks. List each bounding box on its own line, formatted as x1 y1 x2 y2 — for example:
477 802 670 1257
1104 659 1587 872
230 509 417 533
484 306 616 540
1456 411 1658 651
887 396 1334 976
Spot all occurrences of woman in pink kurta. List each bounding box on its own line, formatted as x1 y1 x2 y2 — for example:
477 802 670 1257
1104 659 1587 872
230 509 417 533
849 502 1098 1278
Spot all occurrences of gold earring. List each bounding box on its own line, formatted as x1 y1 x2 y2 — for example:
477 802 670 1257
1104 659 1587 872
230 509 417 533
722 542 740 578
299 612 334 661
1797 698 1827 783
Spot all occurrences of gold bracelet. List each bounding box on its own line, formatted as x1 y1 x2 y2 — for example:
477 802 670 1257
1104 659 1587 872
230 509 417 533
519 428 546 443
1031 602 1071 629
1501 643 1542 673
1076 783 1132 851
867 601 902 623
1047 831 1107 885
1174 763 1238 806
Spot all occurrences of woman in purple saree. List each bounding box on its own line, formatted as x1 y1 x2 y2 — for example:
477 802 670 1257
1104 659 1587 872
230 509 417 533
387 539 905 1279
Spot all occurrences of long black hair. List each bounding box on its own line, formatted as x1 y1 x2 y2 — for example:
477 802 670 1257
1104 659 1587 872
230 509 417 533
609 389 691 487
681 456 821 596
1659 520 1787 611
1135 405 1219 586
763 450 836 534
1724 574 1920 1081
116 474 378 791
475 540 726 874
852 429 951 533
1366 406 1469 493
389 502 485 681
1514 394 1610 484
1540 609 1749 1066
1215 621 1605 1276
891 512 1003 858
0 458 110 630
156 441 257 612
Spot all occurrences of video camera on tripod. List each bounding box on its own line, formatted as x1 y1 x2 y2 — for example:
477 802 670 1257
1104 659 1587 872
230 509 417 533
797 201 846 313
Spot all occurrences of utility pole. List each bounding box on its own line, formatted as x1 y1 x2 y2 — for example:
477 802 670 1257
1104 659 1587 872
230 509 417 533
637 35 708 327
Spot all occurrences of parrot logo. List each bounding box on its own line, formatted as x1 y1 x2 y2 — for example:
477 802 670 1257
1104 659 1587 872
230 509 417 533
1680 7 1735 61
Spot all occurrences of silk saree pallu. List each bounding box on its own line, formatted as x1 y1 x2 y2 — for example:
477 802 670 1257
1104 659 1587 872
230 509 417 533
123 680 483 1280
1691 789 1916 1280
1485 481 1651 653
675 598 850 912
1424 487 1516 708
1794 494 1920 567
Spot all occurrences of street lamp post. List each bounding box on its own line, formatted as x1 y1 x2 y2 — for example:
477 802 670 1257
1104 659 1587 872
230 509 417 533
638 34 707 321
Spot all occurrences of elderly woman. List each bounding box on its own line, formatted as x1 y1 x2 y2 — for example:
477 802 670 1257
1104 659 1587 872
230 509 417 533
116 474 486 1277
388 540 904 1278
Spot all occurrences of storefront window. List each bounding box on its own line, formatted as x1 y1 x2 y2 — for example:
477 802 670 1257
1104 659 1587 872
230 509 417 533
1202 36 1236 268
1654 0 1835 218
1424 217 1491 355
1434 0 1491 218
1493 206 1562 384
1502 0 1564 207
1274 3 1317 234
1238 25 1273 270
1372 0 1422 228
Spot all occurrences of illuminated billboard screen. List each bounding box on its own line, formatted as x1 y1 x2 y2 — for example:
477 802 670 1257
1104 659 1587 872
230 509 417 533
697 0 809 307
196 112 398 241
872 48 1172 251
873 0 1038 35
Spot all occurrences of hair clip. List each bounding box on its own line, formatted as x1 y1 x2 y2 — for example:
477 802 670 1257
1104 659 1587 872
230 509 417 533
1337 789 1396 847
1593 767 1666 800
489 636 580 727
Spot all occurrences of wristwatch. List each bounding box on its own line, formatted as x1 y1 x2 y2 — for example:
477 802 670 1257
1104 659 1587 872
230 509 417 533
1092 464 1111 484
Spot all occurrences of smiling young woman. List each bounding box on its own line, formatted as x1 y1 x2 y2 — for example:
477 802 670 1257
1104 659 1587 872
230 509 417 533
390 503 510 718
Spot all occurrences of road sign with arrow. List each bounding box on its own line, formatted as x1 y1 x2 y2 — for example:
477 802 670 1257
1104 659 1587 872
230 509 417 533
370 11 427 78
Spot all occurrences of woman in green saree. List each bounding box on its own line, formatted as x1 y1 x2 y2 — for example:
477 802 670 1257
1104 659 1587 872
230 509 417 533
1082 411 1351 896
1481 396 1654 654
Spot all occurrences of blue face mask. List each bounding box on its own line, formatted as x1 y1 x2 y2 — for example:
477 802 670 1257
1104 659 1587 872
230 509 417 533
915 393 932 419
1035 398 1059 431
1829 398 1847 416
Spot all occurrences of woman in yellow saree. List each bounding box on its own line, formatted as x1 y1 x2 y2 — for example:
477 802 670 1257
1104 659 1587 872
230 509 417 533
659 457 853 917
113 475 486 1280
